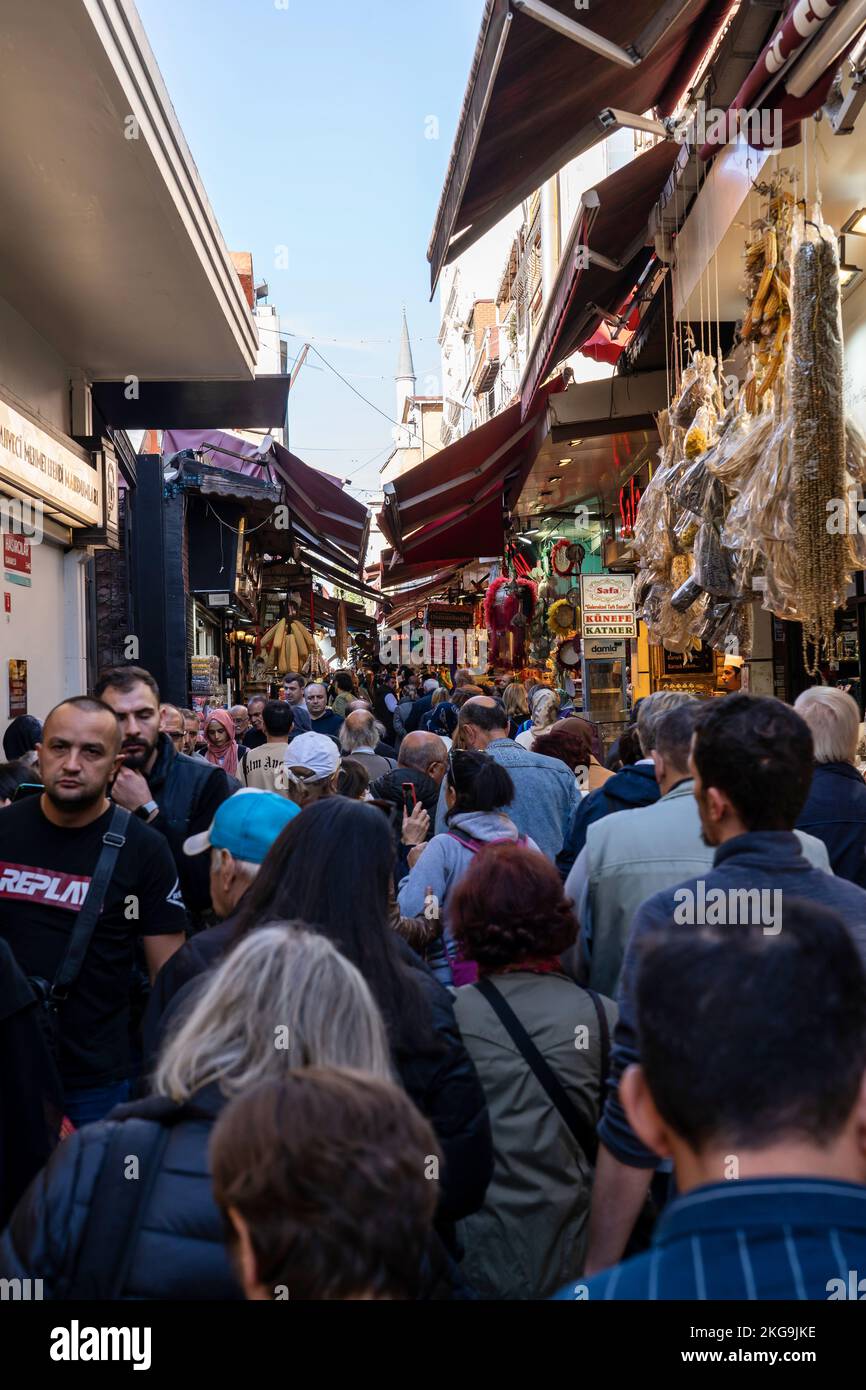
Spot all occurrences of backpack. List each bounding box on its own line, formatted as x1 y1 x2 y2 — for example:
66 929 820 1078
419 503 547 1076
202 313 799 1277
446 830 528 855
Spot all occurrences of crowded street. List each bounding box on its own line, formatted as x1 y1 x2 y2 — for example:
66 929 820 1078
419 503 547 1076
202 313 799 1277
4 0 866 1365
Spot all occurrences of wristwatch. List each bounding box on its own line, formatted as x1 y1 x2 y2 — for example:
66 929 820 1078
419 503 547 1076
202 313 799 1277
135 799 159 822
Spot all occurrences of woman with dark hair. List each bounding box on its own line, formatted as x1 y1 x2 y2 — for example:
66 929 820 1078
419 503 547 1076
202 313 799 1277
147 798 493 1245
397 749 541 987
336 756 370 799
0 760 34 806
449 844 617 1300
532 717 613 796
2 715 42 768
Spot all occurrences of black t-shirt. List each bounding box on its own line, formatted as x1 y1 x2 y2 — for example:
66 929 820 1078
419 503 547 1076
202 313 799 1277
241 728 267 750
0 798 187 1089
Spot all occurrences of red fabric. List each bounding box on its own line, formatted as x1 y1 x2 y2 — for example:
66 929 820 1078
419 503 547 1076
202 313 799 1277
698 0 852 159
580 304 641 365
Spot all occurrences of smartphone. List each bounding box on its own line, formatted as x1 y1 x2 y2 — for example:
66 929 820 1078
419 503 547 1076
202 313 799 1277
12 781 43 801
401 781 418 811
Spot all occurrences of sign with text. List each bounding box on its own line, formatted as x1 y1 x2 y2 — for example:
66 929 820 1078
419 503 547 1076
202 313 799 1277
0 392 101 527
583 638 626 661
3 533 31 587
8 658 27 718
581 573 636 637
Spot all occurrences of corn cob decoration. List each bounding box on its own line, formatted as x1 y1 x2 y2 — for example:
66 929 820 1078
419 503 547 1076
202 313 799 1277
739 192 794 407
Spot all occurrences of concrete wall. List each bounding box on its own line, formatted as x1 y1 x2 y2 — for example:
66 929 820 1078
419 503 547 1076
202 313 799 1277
0 293 70 435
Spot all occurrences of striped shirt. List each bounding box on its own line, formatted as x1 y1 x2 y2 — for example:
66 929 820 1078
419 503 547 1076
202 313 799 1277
552 1178 866 1300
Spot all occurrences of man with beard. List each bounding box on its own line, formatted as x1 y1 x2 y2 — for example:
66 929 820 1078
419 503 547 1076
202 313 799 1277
95 666 233 921
0 697 186 1126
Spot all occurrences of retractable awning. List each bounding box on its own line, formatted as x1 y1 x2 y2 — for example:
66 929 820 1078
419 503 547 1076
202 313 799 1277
379 377 563 566
378 555 471 592
699 0 866 159
384 567 469 627
270 440 370 573
428 0 736 291
520 139 680 414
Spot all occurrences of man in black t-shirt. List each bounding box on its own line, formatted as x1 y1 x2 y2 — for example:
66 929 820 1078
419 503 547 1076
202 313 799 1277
94 665 233 919
0 697 186 1127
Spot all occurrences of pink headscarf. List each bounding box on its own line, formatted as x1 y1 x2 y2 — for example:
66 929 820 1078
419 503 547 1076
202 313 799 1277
204 708 239 777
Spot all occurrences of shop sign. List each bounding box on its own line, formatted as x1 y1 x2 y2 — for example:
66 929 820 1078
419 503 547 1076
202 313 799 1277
583 638 626 661
3 533 31 587
77 445 119 550
206 592 231 607
0 392 101 527
581 573 636 637
8 658 27 717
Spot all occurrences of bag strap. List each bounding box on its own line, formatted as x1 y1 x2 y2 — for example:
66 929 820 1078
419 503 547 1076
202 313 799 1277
69 1117 170 1299
51 804 130 1001
474 976 603 1165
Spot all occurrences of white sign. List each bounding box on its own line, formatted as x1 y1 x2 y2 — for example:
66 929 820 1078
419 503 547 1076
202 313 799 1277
583 638 626 661
0 393 101 527
581 573 636 637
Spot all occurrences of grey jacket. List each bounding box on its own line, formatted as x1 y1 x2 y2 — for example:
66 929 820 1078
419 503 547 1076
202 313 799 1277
398 811 538 932
454 972 617 1299
434 738 580 860
566 779 832 998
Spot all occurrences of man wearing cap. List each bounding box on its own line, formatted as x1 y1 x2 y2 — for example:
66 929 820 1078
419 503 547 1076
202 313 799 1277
283 731 342 806
143 789 301 1051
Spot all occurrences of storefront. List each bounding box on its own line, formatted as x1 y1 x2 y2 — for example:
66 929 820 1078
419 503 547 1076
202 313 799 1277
0 384 107 723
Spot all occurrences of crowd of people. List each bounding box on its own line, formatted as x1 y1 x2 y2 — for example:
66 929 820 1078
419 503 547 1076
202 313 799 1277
2 662 866 1301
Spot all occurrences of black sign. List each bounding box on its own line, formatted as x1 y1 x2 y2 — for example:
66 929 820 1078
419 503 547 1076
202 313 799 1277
662 643 715 675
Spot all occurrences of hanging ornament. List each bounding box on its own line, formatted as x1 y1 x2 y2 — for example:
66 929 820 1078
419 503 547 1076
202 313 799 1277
547 598 578 637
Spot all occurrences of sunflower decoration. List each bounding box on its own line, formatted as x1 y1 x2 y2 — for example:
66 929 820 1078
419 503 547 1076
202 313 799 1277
547 598 579 638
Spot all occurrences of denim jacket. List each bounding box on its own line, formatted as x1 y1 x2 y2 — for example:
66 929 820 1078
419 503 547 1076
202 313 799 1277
434 738 579 860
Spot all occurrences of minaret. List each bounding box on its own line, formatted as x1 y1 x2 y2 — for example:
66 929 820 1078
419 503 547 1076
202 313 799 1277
395 308 416 423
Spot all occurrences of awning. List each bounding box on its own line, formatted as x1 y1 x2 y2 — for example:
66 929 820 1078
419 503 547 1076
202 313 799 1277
699 0 866 159
427 0 737 291
384 567 469 627
378 377 563 566
92 376 290 431
377 555 471 591
520 140 680 414
270 440 370 573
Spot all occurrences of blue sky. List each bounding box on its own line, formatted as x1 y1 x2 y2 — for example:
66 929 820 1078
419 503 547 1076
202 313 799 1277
136 0 481 499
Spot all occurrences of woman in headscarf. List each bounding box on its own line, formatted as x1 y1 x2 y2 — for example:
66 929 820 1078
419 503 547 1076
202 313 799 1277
203 709 240 777
2 715 42 768
532 717 613 795
514 685 560 749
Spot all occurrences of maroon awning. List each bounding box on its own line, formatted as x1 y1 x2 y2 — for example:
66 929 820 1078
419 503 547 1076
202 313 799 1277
383 566 469 626
428 0 736 291
270 440 370 572
698 0 864 159
378 554 472 591
520 139 680 415
379 377 563 567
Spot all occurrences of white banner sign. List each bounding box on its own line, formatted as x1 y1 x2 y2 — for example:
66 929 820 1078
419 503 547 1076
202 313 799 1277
581 573 636 637
0 395 101 527
583 638 626 661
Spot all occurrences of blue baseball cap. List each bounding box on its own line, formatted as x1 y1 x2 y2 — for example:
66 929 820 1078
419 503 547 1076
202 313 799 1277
182 789 300 863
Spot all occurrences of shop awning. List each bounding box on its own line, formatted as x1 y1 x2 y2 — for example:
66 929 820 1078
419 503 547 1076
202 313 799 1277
377 554 471 591
699 0 866 159
428 0 736 291
520 139 680 415
270 440 370 573
384 567 469 627
379 378 563 566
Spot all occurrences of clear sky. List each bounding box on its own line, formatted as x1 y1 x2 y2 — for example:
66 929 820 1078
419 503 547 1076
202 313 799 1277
135 0 481 502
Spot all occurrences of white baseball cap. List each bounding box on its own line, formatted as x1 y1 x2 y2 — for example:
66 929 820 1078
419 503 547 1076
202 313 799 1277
286 732 341 780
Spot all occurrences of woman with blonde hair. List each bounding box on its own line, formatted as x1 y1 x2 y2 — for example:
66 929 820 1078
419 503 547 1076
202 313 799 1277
502 681 529 739
0 926 391 1299
514 684 560 749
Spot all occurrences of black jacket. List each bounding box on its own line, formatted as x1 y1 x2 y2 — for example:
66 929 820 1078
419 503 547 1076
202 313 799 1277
0 1083 241 1299
369 767 441 825
796 760 866 888
144 734 233 915
144 925 493 1234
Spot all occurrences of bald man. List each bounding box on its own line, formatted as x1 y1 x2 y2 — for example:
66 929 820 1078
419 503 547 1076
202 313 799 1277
370 730 447 830
304 682 344 740
431 695 580 859
339 710 398 781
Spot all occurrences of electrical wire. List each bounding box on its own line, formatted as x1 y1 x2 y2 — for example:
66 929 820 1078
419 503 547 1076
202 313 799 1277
308 344 420 436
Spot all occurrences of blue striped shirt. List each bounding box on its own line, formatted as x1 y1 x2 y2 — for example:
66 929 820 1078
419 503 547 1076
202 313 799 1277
552 1178 866 1300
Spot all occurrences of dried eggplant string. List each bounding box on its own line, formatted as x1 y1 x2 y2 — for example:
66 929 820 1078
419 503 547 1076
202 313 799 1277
790 221 847 673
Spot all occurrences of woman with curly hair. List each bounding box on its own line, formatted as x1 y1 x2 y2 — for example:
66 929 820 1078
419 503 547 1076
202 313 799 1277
449 843 617 1300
